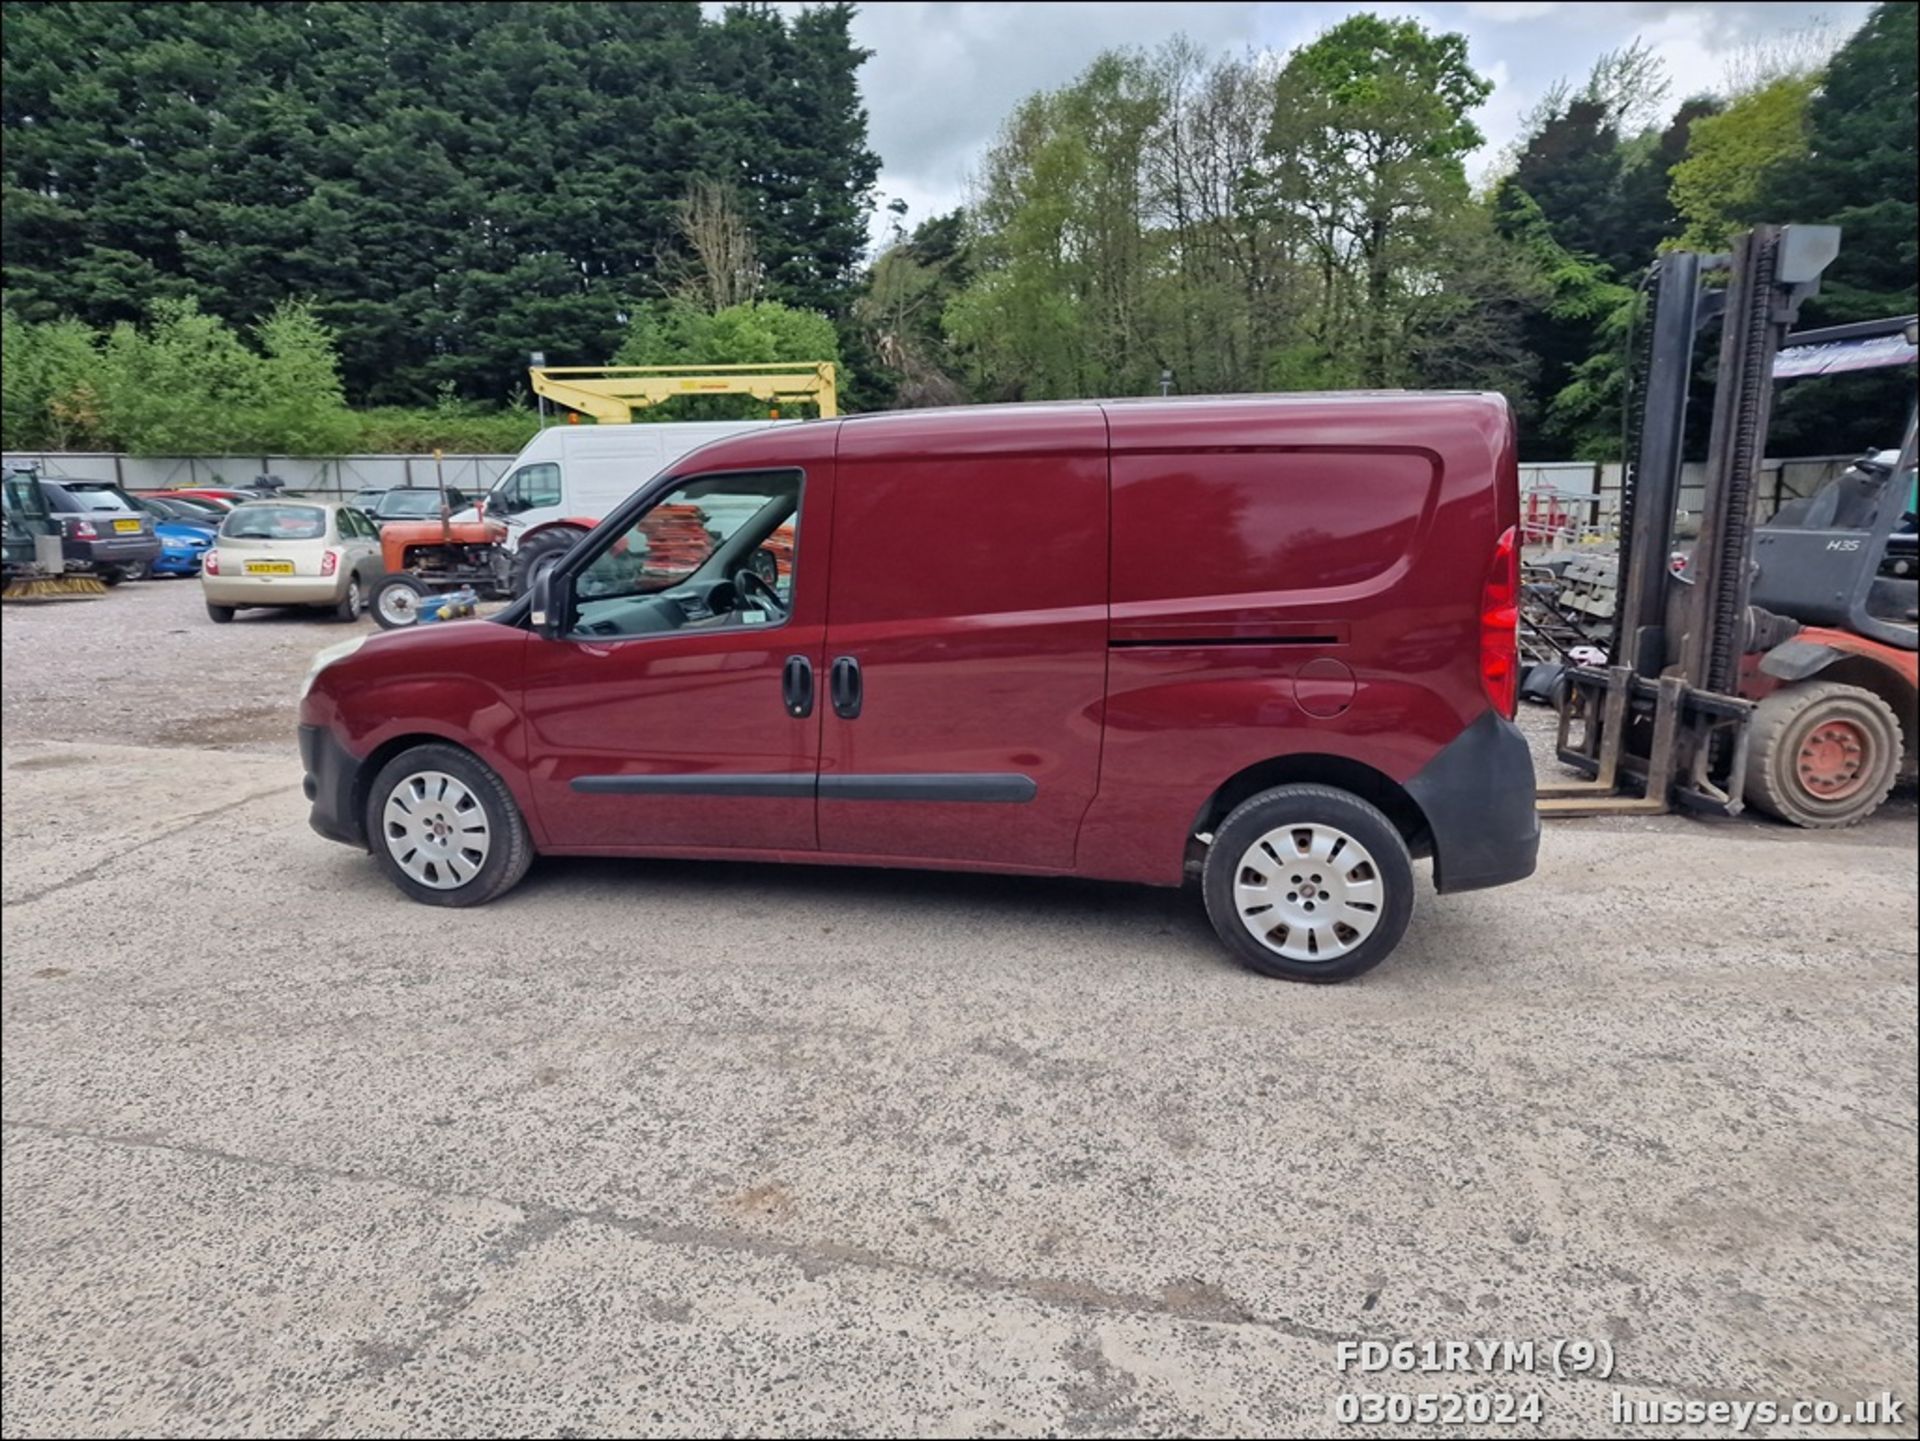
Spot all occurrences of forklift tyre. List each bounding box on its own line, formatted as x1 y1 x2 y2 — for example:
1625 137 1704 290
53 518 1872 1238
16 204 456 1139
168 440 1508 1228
371 573 431 630
1744 680 1902 828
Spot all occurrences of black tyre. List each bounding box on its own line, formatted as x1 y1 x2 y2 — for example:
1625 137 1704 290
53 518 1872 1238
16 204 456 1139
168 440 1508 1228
205 601 236 624
1744 680 1902 828
1202 784 1414 982
99 567 126 587
364 743 534 907
333 575 365 622
509 525 587 596
370 573 429 629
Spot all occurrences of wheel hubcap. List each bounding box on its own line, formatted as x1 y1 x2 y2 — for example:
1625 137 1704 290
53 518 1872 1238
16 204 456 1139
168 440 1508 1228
378 587 419 625
1232 823 1383 962
1796 718 1870 799
382 770 491 888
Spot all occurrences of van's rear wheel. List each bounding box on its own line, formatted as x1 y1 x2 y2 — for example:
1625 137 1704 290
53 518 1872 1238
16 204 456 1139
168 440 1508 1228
509 525 587 596
365 743 533 907
1202 784 1413 982
1744 681 1901 828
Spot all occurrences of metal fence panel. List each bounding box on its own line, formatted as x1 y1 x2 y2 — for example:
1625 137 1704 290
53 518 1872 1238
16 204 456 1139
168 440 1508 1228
2 452 516 501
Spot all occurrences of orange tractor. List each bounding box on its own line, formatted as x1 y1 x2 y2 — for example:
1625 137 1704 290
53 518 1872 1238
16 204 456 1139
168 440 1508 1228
364 456 515 628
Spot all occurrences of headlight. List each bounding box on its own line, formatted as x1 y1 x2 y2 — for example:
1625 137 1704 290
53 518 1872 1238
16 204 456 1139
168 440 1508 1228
300 635 369 702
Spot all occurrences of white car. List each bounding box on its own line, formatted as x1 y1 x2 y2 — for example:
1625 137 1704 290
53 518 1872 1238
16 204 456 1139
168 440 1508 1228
201 500 384 624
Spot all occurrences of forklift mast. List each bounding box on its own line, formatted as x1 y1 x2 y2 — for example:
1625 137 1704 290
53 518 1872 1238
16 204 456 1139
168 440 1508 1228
1543 224 1840 818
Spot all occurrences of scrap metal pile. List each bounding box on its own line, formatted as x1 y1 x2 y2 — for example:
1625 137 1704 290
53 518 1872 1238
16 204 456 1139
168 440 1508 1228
1521 546 1617 670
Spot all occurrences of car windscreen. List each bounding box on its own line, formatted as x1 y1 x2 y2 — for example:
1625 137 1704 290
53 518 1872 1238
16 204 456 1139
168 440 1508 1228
63 484 141 512
221 504 328 540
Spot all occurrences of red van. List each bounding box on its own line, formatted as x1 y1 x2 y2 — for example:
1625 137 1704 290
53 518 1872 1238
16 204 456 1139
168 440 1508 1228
298 395 1538 980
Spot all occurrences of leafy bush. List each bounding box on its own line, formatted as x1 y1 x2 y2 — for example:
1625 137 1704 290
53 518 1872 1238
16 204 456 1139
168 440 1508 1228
1 297 539 454
351 396 541 454
3 297 363 454
1 293 838 454
2 308 102 450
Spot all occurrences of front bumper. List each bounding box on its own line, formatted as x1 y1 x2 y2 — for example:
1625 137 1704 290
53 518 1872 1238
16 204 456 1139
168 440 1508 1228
1405 709 1541 894
299 724 367 849
153 550 205 576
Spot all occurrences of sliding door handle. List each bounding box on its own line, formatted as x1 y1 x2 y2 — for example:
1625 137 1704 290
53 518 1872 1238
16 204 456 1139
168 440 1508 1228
782 654 814 717
830 655 863 719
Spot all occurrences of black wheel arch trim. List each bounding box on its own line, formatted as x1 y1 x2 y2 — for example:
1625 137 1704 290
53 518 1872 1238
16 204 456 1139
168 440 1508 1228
1402 708 1540 894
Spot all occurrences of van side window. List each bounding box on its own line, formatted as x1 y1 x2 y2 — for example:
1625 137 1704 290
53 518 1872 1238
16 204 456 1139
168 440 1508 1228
503 463 562 513
566 470 802 641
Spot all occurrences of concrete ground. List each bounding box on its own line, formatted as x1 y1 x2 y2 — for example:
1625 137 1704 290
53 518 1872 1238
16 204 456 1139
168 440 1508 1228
3 578 1916 1438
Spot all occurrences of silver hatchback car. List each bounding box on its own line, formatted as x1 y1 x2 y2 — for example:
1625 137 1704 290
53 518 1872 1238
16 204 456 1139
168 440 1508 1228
201 500 385 624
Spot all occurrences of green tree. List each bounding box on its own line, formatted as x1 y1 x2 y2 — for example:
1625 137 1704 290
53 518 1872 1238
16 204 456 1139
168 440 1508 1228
1261 15 1491 386
945 51 1167 399
855 212 971 408
251 302 359 456
1 309 105 449
1 1 877 407
1670 75 1818 249
1610 96 1722 274
1493 189 1635 456
612 298 840 421
1748 0 1917 451
1750 0 1915 320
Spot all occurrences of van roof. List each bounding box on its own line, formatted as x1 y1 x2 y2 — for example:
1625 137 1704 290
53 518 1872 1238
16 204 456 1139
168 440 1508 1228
825 392 1510 450
835 391 1506 427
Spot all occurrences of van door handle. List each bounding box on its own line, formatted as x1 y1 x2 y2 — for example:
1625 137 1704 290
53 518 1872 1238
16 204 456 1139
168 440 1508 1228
830 655 862 719
782 655 813 717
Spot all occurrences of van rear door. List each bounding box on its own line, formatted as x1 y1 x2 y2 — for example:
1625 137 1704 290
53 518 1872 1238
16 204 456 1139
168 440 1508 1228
816 408 1109 869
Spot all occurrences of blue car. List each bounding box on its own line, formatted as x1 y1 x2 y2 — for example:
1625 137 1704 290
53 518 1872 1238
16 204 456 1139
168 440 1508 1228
149 512 217 576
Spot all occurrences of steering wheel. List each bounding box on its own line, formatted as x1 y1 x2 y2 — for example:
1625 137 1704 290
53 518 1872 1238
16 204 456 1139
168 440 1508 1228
734 566 788 618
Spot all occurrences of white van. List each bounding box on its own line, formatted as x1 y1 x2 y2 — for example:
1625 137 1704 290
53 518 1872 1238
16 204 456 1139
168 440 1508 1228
458 420 784 592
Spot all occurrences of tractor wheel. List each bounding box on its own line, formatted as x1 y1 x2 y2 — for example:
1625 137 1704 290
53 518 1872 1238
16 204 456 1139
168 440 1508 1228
1744 681 1902 828
370 573 431 630
509 525 587 596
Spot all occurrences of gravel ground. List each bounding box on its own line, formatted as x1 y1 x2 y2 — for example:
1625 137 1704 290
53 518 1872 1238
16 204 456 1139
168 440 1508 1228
3 576 1915 1438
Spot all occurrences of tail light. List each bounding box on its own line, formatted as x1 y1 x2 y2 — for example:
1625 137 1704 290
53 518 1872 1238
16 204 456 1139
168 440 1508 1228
204 549 220 575
70 518 98 540
321 549 339 576
1479 525 1520 718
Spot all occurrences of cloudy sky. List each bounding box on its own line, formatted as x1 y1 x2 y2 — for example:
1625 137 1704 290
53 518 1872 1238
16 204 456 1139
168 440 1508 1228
736 1 1874 245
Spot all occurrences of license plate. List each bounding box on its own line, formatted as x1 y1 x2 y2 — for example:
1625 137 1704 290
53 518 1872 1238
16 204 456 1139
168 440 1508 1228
113 518 141 534
245 560 295 575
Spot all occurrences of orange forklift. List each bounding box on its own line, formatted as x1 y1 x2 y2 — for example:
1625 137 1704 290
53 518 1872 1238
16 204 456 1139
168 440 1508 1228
1545 225 1917 827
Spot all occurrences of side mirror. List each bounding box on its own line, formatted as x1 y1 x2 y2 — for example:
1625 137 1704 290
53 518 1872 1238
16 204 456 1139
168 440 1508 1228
529 565 560 638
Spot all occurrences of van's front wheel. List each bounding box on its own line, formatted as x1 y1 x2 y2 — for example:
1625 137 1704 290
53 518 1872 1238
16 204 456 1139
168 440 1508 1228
365 743 533 907
1202 784 1413 981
